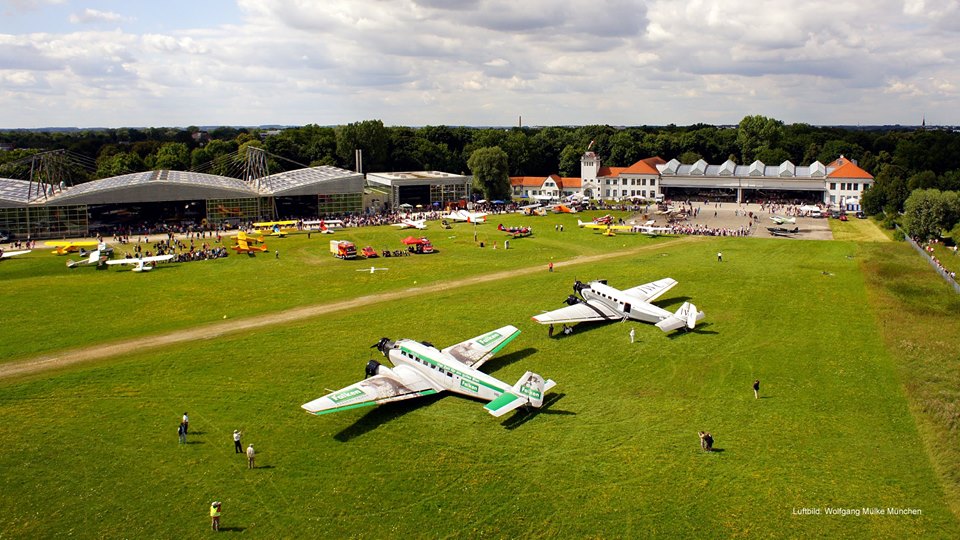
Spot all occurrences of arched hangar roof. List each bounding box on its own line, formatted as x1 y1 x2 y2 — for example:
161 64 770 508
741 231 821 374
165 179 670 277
258 166 364 196
44 170 254 205
0 178 36 208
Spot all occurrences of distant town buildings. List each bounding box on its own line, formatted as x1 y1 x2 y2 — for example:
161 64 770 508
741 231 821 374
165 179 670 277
511 152 873 210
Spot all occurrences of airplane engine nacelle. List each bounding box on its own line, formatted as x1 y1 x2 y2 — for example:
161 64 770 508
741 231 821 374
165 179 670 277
365 360 382 378
565 294 581 306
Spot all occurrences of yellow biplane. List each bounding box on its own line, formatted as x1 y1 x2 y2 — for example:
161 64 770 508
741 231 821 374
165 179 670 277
44 240 99 255
231 231 269 253
253 220 300 238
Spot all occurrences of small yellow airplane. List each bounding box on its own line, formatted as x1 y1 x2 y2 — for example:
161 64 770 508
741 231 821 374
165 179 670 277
44 240 99 255
231 231 268 253
253 220 300 237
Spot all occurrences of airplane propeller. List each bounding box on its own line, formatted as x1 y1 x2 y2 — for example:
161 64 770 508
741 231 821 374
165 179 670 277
370 337 394 355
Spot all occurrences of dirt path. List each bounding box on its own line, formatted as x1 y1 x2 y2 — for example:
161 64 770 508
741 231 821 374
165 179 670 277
0 237 700 381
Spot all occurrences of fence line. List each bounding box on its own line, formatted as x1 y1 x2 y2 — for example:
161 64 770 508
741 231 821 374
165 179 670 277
901 229 960 294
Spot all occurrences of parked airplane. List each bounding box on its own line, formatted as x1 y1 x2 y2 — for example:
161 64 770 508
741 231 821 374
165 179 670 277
302 219 343 234
769 215 797 225
105 254 175 272
592 214 614 225
253 220 300 237
497 224 533 238
767 226 799 237
533 278 704 333
443 209 487 223
45 240 99 255
577 219 635 236
231 231 268 253
394 218 427 230
301 325 557 418
0 249 31 260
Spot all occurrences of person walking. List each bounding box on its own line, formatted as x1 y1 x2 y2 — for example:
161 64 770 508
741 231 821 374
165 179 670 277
210 501 221 532
233 430 243 453
178 422 186 444
182 412 189 434
717 251 723 262
246 444 256 469
629 327 635 344
548 261 553 272
753 379 760 399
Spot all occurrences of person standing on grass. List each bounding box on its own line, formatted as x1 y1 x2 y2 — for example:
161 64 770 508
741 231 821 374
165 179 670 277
210 501 221 532
717 252 723 262
178 422 186 444
629 327 635 344
233 430 243 453
182 412 189 434
753 379 760 399
247 444 256 469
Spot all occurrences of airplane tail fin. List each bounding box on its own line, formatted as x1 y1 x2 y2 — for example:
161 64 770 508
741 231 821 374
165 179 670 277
577 219 585 228
655 302 705 332
484 371 557 417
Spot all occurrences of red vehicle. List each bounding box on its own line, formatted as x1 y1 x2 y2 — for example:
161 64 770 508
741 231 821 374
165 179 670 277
361 246 378 258
401 236 435 254
329 240 357 259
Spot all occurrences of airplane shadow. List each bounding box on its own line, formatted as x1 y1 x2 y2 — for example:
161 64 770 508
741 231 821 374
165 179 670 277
656 296 693 310
484 347 538 373
333 394 444 443
502 393 575 430
218 527 247 532
667 322 718 339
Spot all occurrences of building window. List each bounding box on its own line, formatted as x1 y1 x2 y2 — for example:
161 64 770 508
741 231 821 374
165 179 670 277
830 182 836 190
854 183 859 190
650 179 656 186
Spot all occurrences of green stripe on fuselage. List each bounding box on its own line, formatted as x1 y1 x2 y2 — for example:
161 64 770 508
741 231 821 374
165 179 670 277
400 346 506 394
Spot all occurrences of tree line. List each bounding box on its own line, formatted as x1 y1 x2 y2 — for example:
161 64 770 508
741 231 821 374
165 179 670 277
1 116 958 239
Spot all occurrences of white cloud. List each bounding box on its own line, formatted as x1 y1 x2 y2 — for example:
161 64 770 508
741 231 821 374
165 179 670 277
0 0 958 127
68 8 129 25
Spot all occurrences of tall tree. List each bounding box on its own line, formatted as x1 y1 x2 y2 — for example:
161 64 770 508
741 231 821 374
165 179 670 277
335 120 389 172
467 146 510 200
736 115 784 163
903 189 950 240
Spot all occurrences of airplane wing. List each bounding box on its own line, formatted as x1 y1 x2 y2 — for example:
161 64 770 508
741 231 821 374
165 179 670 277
441 325 520 369
1 250 31 259
531 300 621 324
621 278 678 302
301 368 437 415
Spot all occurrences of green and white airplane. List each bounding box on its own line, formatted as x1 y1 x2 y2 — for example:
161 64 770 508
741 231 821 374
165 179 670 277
301 325 556 418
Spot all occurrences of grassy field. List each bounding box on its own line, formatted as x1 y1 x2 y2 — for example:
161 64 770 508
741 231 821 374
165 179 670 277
1 214 958 538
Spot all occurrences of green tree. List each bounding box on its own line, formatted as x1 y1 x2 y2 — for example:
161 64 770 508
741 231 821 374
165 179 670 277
736 115 784 163
466 146 510 200
154 142 190 170
558 145 583 177
335 120 389 172
902 189 950 240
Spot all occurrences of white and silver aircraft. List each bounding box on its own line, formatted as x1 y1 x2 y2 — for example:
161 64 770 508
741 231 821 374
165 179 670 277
443 209 487 223
394 218 427 230
105 254 175 272
532 278 705 333
0 249 31 260
769 215 797 225
301 325 557 418
66 244 111 268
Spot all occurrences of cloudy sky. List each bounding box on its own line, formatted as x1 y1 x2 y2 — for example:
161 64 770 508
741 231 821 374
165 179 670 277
1 0 957 128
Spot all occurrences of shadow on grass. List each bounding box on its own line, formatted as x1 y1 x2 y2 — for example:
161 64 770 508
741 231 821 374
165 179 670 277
333 394 444 443
502 392 575 430
484 347 537 373
219 526 247 532
656 296 692 310
667 322 718 339
184 441 205 445
254 465 275 469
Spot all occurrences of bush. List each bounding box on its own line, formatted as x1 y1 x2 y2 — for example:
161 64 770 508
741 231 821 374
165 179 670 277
893 228 906 241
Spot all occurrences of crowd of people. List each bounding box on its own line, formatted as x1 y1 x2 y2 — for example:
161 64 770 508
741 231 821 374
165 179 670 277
918 238 958 282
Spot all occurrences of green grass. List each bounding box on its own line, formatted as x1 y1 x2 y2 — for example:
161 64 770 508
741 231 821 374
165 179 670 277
1 217 959 538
